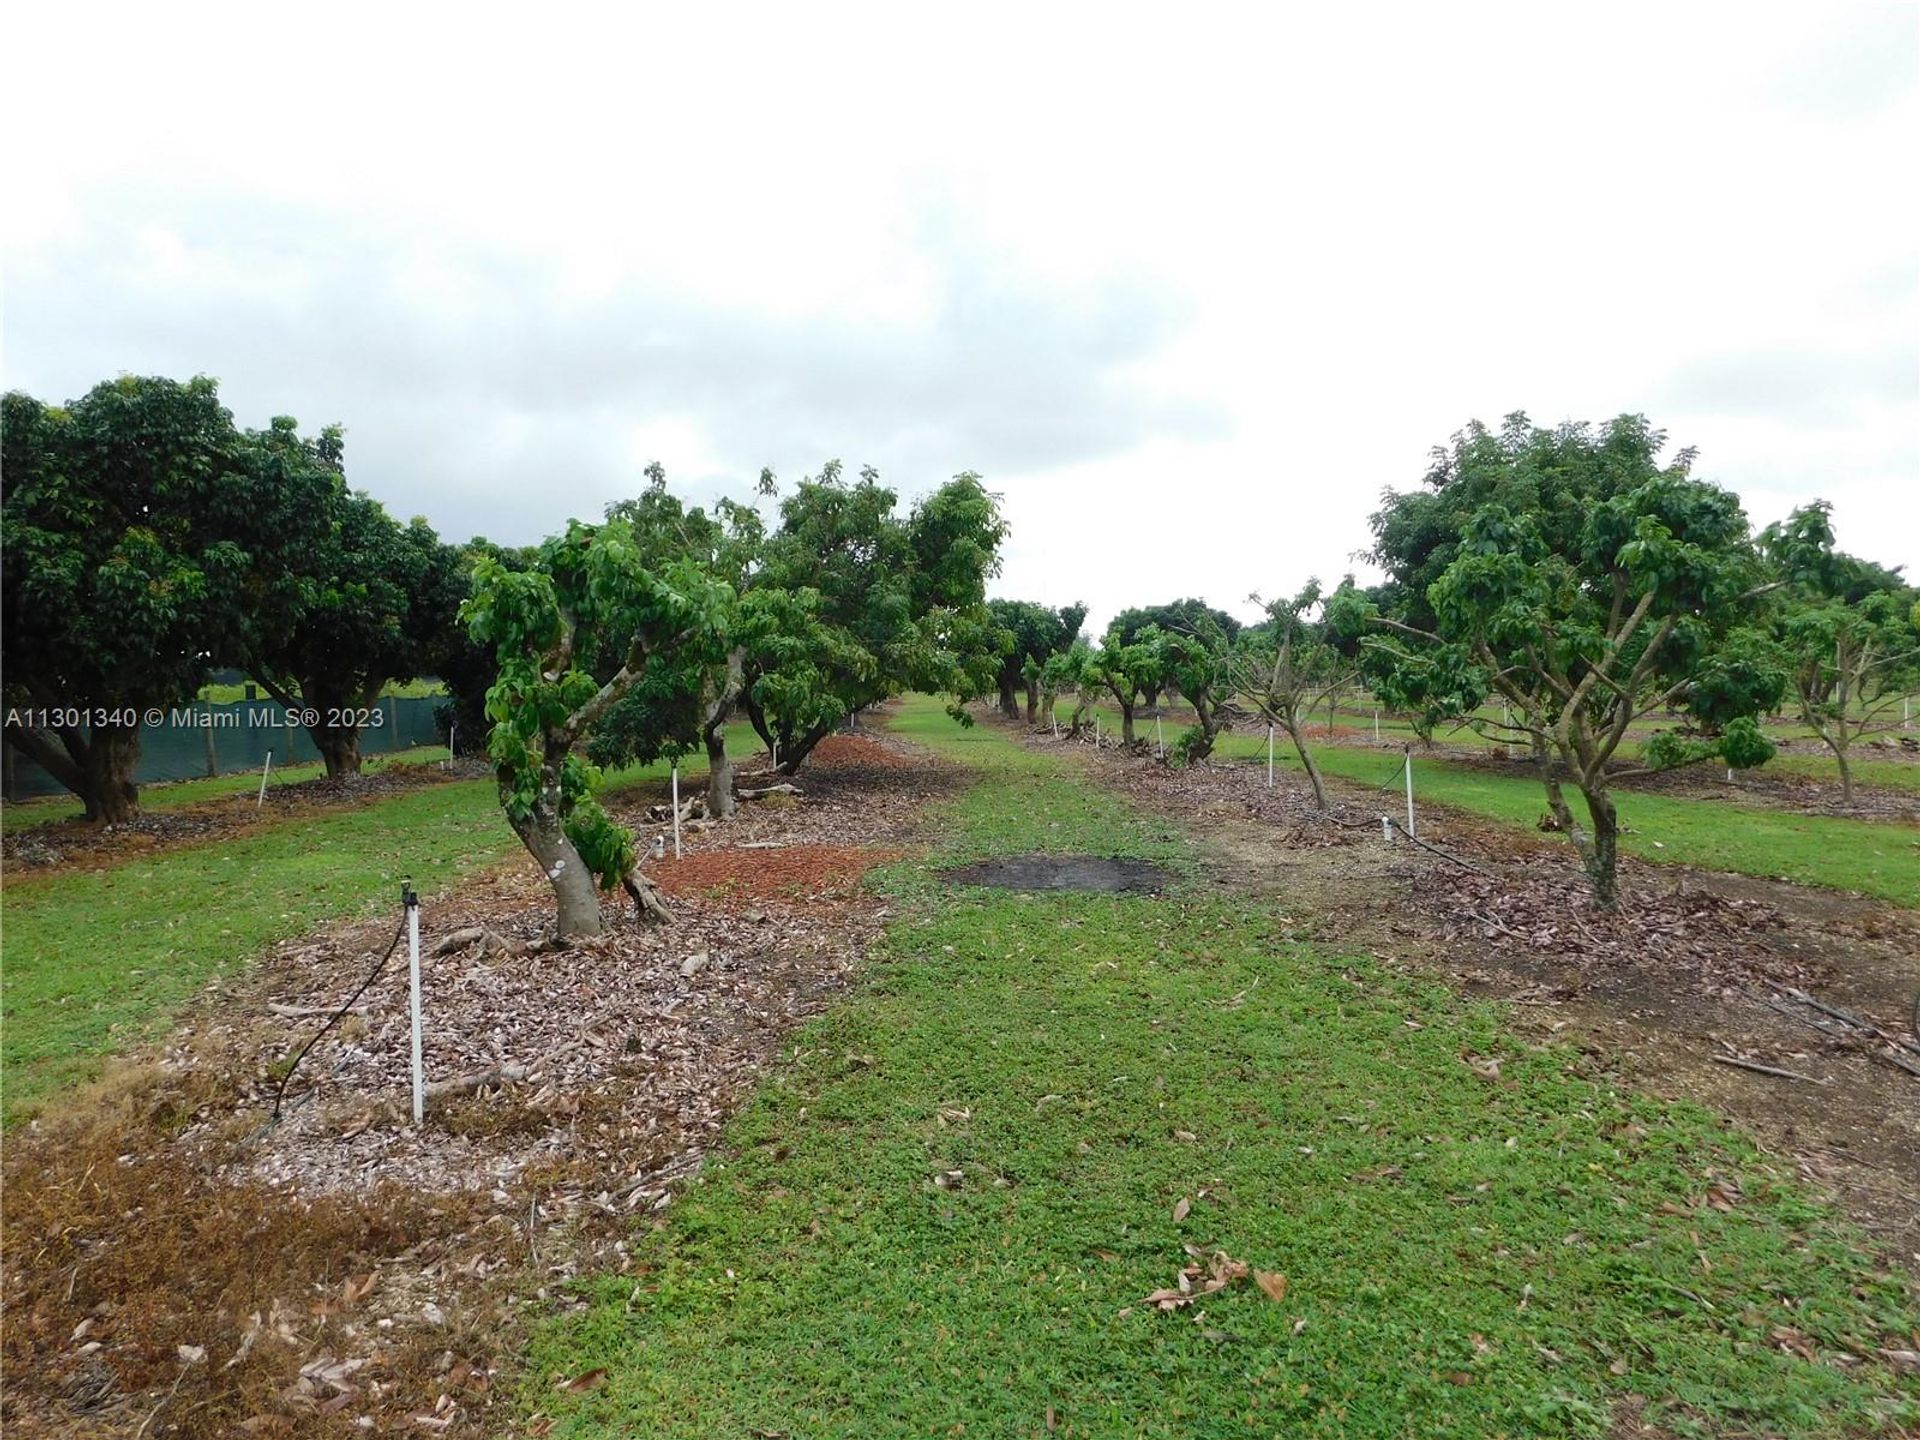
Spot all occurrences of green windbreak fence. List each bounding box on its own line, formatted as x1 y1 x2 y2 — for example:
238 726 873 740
1 696 448 801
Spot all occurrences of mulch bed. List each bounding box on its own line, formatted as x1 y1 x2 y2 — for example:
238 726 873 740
1009 715 1915 1003
654 844 902 907
1 715 958 1437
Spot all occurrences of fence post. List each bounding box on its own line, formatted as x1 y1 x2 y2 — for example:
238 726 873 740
1403 746 1415 839
389 694 401 750
1 741 14 804
203 709 219 777
405 884 425 1124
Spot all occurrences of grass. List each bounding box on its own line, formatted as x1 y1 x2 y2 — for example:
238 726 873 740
194 676 449 703
1207 730 1920 907
1102 700 1920 793
527 696 1917 1438
0 726 765 1119
0 745 456 830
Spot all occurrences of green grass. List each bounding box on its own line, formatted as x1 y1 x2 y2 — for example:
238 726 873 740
194 676 449 703
0 746 457 830
1205 731 1920 906
0 726 764 1118
528 696 1917 1438
1110 700 1920 793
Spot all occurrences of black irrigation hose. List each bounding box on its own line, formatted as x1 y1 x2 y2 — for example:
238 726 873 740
270 913 407 1121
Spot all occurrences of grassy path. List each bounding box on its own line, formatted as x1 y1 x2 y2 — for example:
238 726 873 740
529 698 1916 1438
0 744 456 829
0 727 762 1118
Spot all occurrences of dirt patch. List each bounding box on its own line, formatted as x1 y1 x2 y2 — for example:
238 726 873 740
940 854 1171 893
0 707 956 1436
992 711 1920 1268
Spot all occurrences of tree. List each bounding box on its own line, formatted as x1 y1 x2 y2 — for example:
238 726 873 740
742 464 1007 773
1760 502 1920 803
986 599 1088 720
1363 414 1771 909
1109 600 1241 708
1042 641 1096 734
433 539 535 758
1086 624 1167 745
2 377 332 821
1158 616 1236 763
592 466 771 818
1233 580 1358 807
248 483 466 779
463 520 730 938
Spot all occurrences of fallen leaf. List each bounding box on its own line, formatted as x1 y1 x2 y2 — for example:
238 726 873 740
1253 1270 1288 1303
1171 1196 1191 1223
555 1369 608 1394
178 1344 207 1365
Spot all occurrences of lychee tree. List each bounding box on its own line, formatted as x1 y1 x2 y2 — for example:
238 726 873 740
463 519 729 938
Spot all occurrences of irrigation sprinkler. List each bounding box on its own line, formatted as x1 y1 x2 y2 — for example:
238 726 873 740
670 764 683 859
1403 746 1416 839
1381 815 1392 843
256 750 273 807
404 882 424 1125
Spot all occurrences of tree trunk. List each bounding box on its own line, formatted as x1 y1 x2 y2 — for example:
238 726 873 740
700 653 744 819
83 719 142 823
1141 685 1161 710
1579 786 1620 911
998 674 1021 718
1024 678 1040 724
1829 737 1854 804
775 721 834 776
5 723 93 815
1284 721 1327 810
314 726 363 780
1119 699 1136 746
505 762 604 939
705 725 735 819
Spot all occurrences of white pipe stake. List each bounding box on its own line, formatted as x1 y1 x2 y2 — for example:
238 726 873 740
1403 748 1416 839
671 764 683 859
1156 715 1164 757
1373 709 1380 742
1266 725 1275 789
448 719 456 767
407 892 424 1125
256 750 273 807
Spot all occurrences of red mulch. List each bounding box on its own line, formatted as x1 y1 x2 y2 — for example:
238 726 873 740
653 843 902 906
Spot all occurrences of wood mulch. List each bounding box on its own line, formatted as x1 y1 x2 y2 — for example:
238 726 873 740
0 709 961 1437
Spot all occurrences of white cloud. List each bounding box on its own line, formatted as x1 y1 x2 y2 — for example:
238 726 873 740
3 0 1914 631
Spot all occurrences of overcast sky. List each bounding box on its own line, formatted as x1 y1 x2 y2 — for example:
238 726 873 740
4 3 1914 634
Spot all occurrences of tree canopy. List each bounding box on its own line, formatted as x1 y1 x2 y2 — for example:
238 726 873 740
986 599 1088 720
1 377 336 820
1360 413 1772 908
